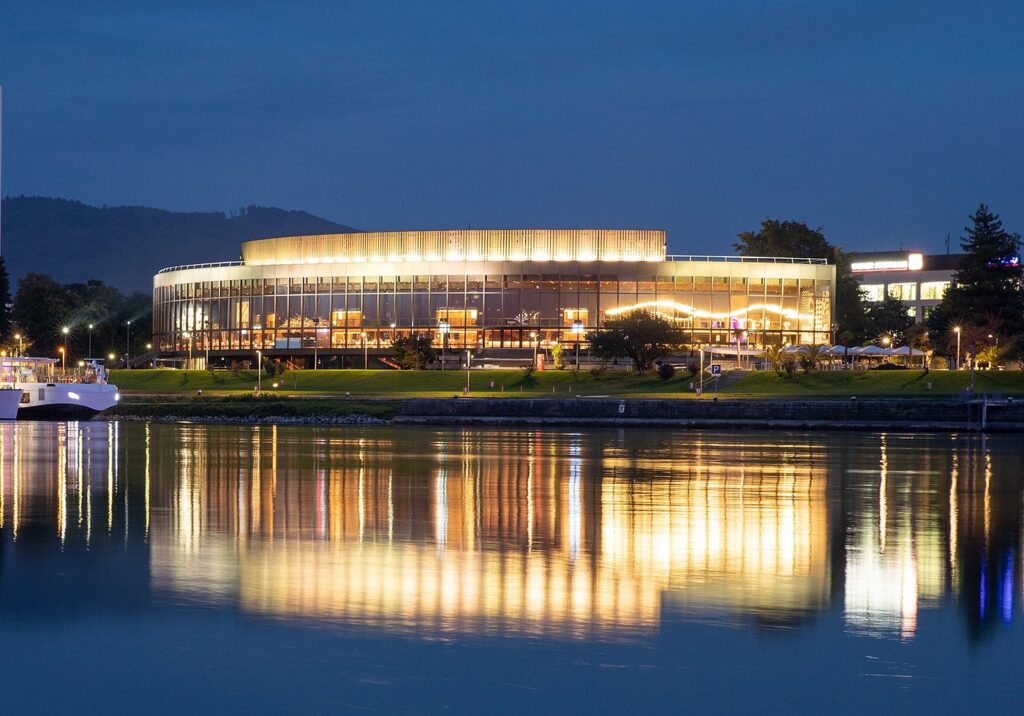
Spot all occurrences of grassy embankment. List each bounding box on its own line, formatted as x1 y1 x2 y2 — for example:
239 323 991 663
109 368 689 398
109 368 1024 400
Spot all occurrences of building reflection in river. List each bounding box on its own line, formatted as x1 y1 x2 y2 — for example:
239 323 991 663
0 423 1019 643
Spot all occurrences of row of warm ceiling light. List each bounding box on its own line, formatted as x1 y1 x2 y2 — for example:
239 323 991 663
256 252 666 265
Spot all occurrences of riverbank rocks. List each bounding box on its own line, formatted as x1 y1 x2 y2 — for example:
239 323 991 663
114 413 388 425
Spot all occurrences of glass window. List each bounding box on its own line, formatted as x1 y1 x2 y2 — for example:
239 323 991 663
920 281 950 300
861 284 885 302
887 283 916 301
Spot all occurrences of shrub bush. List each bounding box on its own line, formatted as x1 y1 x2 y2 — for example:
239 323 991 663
657 362 677 381
519 365 538 387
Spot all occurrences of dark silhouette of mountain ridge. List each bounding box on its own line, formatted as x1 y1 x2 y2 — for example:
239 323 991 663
1 196 355 292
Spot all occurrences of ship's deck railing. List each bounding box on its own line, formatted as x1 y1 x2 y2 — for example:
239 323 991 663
158 255 828 273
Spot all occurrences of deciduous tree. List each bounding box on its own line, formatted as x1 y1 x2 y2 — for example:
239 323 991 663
392 334 436 369
12 273 72 356
864 294 914 345
735 220 870 342
588 310 683 374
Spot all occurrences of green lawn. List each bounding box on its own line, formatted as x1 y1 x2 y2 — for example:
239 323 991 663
108 367 1024 399
109 368 692 397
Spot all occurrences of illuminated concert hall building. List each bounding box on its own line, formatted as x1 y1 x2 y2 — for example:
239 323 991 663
153 230 835 364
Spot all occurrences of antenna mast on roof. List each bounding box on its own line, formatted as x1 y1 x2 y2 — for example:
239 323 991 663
945 234 951 255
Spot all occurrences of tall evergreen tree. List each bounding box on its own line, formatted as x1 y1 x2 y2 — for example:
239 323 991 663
928 204 1024 343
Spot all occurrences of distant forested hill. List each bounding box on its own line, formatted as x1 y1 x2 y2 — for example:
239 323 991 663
0 196 355 292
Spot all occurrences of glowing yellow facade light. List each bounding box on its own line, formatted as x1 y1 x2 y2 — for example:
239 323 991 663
605 299 814 324
241 230 667 266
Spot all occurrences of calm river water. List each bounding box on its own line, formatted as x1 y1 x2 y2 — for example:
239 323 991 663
0 422 1020 712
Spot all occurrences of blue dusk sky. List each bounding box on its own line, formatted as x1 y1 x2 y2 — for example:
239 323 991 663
1 1 1022 255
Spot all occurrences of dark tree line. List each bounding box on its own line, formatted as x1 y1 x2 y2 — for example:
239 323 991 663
7 272 151 362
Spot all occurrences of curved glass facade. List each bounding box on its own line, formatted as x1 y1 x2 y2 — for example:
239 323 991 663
152 230 835 360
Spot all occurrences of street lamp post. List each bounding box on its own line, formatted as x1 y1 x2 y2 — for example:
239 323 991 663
88 323 94 359
530 331 538 369
256 349 262 391
126 320 132 370
953 326 961 370
362 332 368 370
61 326 69 371
968 341 976 393
182 331 192 367
571 320 584 371
438 320 450 371
313 317 320 370
14 333 21 356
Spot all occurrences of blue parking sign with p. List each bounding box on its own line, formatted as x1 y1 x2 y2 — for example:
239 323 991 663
711 364 721 375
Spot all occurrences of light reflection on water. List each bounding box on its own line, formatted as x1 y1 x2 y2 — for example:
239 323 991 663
0 423 1019 642
0 422 1021 710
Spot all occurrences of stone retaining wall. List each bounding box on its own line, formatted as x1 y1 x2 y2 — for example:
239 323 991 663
398 397 1024 429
